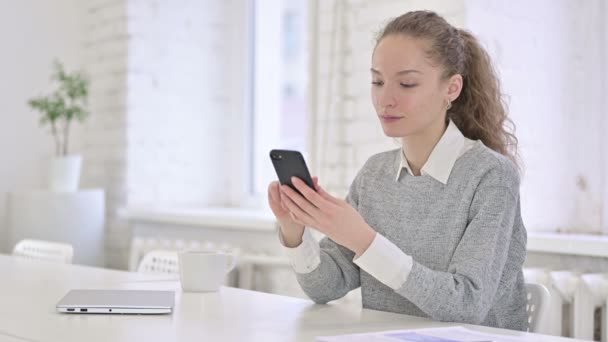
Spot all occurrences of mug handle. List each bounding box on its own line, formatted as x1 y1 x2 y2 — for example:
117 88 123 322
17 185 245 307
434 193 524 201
225 254 237 274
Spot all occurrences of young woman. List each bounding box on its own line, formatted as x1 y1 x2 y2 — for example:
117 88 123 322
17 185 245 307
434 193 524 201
267 10 527 330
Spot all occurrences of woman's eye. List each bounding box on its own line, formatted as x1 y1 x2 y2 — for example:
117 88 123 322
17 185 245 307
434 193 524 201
400 83 417 88
371 81 383 86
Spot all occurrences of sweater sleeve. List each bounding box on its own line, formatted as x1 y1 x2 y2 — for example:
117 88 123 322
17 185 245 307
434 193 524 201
292 170 364 304
393 165 522 324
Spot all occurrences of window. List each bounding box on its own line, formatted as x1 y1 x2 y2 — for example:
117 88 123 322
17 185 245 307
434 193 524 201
246 0 308 203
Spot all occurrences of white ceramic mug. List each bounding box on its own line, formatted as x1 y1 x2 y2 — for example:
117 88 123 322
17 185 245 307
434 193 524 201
178 250 236 292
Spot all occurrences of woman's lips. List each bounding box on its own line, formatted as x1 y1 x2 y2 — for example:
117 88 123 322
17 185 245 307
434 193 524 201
380 115 404 123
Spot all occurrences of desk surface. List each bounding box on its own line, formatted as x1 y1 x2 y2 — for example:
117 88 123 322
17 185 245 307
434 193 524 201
0 255 585 342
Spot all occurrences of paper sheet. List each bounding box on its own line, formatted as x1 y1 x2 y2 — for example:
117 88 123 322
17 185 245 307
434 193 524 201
317 326 528 342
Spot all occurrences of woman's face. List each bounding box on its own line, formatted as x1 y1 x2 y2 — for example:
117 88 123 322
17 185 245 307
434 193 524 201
371 34 459 138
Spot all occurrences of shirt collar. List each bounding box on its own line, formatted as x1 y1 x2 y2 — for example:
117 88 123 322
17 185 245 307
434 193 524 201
396 120 466 184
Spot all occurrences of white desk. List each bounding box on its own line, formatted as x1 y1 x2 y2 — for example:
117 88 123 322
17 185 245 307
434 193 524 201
0 255 587 342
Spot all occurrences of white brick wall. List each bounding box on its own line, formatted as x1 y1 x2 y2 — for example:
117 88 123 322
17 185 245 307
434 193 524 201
126 0 243 208
82 0 248 268
309 0 606 233
466 0 605 233
81 0 129 268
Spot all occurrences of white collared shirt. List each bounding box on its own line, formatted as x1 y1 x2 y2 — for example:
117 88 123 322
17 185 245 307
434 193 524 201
280 121 476 290
396 119 475 184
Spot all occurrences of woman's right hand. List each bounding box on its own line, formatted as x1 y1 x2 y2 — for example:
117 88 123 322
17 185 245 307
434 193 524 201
268 178 317 247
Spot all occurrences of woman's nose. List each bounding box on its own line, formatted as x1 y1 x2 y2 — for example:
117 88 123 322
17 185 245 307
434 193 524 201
378 87 396 108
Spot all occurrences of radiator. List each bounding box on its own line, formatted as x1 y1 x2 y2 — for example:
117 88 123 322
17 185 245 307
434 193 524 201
525 268 608 341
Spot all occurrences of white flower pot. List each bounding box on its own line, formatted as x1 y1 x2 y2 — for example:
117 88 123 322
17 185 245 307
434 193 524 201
49 155 82 192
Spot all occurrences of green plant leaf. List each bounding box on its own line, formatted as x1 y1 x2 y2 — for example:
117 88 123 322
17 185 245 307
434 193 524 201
27 59 90 155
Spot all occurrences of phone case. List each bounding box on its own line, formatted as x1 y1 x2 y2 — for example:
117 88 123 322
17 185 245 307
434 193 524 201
269 149 315 196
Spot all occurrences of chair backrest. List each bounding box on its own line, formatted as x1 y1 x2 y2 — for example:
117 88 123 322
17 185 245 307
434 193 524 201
525 282 551 333
137 250 179 274
12 239 74 264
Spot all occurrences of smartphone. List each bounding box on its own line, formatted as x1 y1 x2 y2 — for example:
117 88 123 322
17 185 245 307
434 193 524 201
269 149 316 196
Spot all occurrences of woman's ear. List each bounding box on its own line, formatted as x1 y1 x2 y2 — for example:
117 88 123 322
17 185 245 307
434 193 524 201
447 74 463 101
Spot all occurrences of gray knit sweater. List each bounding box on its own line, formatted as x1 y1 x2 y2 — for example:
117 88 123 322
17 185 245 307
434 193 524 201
295 142 528 330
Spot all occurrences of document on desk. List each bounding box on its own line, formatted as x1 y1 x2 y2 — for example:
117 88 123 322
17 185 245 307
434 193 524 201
317 326 526 342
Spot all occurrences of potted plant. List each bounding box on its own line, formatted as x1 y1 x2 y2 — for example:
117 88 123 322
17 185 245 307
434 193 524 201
28 60 90 192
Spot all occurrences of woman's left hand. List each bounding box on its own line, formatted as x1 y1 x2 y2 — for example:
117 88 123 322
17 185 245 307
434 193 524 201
280 177 376 256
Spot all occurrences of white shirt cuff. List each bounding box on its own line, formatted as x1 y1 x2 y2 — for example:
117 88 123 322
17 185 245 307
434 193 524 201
353 233 412 290
279 227 320 274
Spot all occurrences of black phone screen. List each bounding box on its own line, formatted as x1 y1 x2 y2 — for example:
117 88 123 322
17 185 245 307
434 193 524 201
269 149 315 196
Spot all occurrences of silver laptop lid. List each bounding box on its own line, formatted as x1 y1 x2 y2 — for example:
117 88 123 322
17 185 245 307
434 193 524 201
56 289 174 314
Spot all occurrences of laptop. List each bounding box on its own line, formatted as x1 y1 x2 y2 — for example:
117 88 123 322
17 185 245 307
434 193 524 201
56 289 175 314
